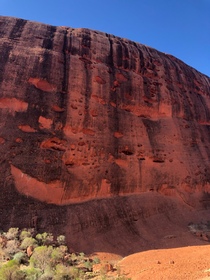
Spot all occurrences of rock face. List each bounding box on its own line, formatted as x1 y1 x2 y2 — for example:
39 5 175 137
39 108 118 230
0 16 210 253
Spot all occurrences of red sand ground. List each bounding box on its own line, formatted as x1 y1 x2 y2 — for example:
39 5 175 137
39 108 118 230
119 245 210 280
93 244 210 279
92 206 210 279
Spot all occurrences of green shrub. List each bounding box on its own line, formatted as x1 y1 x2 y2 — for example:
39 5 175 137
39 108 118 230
30 246 53 272
54 263 71 280
57 235 66 245
84 260 93 271
58 245 68 254
19 230 32 241
69 266 84 279
22 267 42 280
5 228 19 240
20 237 38 250
4 240 20 258
0 259 19 280
51 247 64 266
0 227 131 280
39 267 54 280
78 252 85 263
35 232 53 246
13 251 28 264
11 269 26 280
93 256 100 264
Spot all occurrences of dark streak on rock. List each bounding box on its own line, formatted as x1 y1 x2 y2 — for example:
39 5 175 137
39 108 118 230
9 18 27 40
142 119 161 156
58 28 70 133
116 40 123 68
42 25 57 50
107 36 120 154
0 44 12 84
82 30 92 128
135 43 145 74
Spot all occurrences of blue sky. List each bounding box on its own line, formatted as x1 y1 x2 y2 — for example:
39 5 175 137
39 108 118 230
1 0 210 77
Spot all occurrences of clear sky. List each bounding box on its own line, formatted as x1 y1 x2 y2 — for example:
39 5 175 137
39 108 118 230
1 0 210 77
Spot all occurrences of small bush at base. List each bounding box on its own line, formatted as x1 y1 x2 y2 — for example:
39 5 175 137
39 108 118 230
0 228 130 280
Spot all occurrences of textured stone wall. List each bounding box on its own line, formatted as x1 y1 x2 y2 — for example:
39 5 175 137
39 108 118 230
0 16 210 208
0 17 210 252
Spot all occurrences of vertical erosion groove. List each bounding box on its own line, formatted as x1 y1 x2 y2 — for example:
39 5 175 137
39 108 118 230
0 18 27 86
142 119 161 156
60 28 71 201
58 28 70 134
81 30 92 128
106 34 114 68
163 57 180 117
106 35 123 195
41 26 57 79
0 44 12 85
27 25 57 125
116 39 123 68
9 18 27 40
42 25 57 50
107 35 119 153
171 59 193 120
121 41 129 70
61 28 70 99
135 43 145 74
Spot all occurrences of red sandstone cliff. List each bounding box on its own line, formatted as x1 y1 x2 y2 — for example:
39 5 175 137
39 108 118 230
0 16 210 253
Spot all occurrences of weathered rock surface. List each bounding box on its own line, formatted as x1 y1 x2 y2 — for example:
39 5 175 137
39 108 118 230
0 16 210 254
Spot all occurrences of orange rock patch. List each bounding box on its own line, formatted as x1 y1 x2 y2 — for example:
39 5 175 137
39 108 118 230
28 77 57 92
94 76 106 84
40 137 67 151
0 98 28 112
116 73 128 82
51 105 65 112
82 128 95 136
18 125 37 133
38 116 53 130
114 131 124 138
15 138 23 143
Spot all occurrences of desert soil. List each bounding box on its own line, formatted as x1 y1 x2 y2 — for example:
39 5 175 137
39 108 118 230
93 244 210 280
119 245 210 280
92 207 210 280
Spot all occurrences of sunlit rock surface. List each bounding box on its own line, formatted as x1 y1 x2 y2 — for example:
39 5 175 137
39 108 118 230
0 16 210 253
